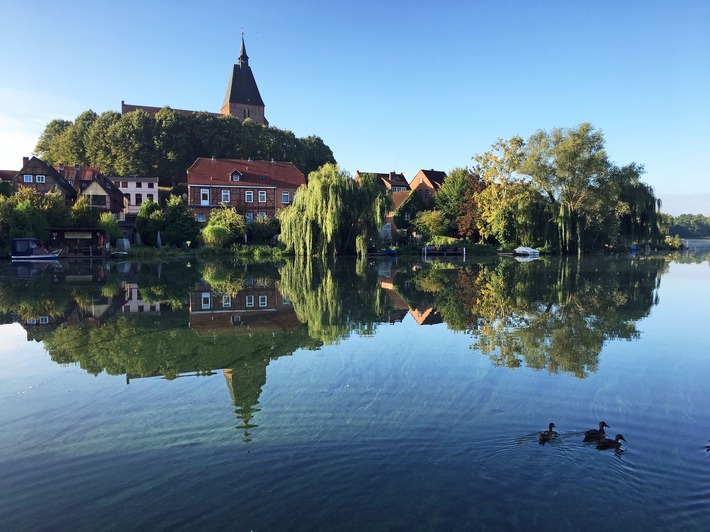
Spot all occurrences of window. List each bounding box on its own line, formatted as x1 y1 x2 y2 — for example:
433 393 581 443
425 190 430 197
147 194 154 202
245 212 254 223
136 181 142 188
404 212 411 221
27 318 37 325
259 295 268 307
200 189 209 206
24 174 33 183
121 181 128 188
245 190 253 203
197 213 206 222
282 191 290 204
246 295 255 308
39 316 49 324
221 190 231 203
147 182 155 188
258 190 267 203
231 172 240 182
258 211 266 219
222 295 232 307
135 194 142 206
202 292 211 309
36 174 46 183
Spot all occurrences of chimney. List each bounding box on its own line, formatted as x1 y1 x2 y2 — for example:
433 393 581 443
23 156 29 167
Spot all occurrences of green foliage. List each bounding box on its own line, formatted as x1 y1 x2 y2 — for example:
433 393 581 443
162 195 201 247
35 108 336 182
247 217 280 245
203 205 246 247
202 225 230 247
393 190 427 231
412 210 449 238
279 164 390 256
0 188 72 251
70 196 100 228
669 214 710 238
135 199 164 246
98 212 122 244
434 167 473 230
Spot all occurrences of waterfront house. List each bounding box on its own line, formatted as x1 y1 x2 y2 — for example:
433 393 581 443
13 156 77 205
411 169 447 207
187 157 305 223
109 176 160 217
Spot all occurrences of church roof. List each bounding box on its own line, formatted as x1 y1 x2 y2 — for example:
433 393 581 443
223 35 265 108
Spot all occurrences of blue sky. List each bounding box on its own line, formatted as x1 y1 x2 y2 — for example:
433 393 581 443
1 0 708 215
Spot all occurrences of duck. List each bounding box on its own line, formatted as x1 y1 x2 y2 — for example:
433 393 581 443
584 421 610 441
538 422 557 445
596 434 626 450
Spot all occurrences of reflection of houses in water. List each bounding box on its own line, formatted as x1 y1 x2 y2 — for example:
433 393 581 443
189 276 301 439
376 259 442 325
409 306 443 326
188 277 300 334
121 281 161 315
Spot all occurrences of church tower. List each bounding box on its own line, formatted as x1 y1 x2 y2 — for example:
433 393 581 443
221 34 268 126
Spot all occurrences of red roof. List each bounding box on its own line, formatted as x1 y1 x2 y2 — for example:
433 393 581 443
187 158 305 188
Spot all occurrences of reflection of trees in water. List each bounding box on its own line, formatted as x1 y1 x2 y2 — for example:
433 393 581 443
278 257 394 344
403 256 667 378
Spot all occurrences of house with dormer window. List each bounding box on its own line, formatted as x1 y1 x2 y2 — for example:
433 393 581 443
186 158 305 223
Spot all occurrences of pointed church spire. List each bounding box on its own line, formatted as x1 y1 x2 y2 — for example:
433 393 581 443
238 32 249 68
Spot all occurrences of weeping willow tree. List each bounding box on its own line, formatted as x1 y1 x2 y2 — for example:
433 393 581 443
278 163 391 256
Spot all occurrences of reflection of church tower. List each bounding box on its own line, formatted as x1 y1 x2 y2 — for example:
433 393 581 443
221 33 269 126
223 357 269 442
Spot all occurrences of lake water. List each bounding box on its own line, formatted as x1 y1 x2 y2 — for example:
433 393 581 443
0 251 709 530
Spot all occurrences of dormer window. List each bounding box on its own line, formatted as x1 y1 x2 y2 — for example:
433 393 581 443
24 174 33 183
36 174 46 183
231 171 241 182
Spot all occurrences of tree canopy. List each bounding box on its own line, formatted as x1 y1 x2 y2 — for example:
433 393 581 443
34 108 336 185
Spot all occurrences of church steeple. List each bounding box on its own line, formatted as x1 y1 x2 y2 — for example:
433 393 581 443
238 32 249 68
221 33 268 126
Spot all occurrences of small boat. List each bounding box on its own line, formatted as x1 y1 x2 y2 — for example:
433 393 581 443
513 246 540 257
11 238 62 260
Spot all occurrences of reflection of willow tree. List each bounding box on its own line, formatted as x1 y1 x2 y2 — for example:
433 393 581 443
405 257 667 377
278 257 394 344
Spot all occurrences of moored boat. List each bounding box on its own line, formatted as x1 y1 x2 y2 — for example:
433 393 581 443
10 238 62 260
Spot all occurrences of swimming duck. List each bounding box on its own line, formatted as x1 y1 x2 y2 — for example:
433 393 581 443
596 434 626 450
538 422 557 445
584 421 610 441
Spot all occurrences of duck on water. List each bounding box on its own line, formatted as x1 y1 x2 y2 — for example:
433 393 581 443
538 422 557 445
596 434 627 450
584 421 610 441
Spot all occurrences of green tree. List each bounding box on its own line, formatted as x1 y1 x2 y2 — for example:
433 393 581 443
70 196 100 228
34 119 72 163
85 111 121 174
135 198 164 246
434 168 473 230
279 164 390 256
202 205 247 247
110 109 156 175
518 123 610 255
98 211 122 244
393 190 427 232
412 210 449 238
161 195 201 247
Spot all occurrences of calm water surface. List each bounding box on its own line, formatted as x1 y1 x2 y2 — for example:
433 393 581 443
0 253 709 530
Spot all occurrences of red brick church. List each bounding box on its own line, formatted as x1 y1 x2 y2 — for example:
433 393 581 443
121 33 268 126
